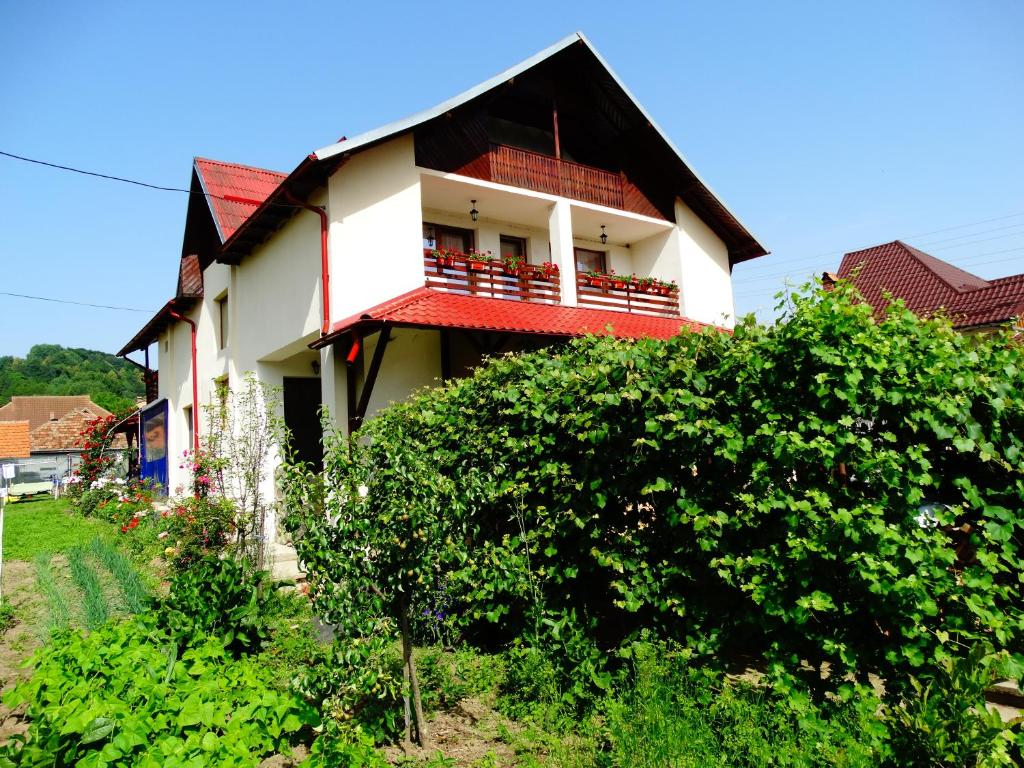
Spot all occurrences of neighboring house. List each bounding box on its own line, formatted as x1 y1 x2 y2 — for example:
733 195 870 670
118 32 768 509
0 396 128 480
833 240 1024 333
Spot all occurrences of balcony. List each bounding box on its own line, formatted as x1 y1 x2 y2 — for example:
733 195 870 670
424 249 561 303
423 250 680 318
455 144 665 219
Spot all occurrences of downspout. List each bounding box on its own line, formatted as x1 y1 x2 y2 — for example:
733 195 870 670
285 190 331 335
168 309 200 454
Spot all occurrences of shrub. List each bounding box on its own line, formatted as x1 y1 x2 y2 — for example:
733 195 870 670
284 281 1024 707
161 493 237 570
884 643 1019 767
159 555 272 656
0 615 317 766
416 646 505 711
294 633 404 745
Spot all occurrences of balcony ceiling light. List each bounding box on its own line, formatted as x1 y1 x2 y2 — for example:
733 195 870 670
600 225 608 245
470 200 479 222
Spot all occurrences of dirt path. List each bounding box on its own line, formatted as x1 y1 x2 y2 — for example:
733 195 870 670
0 559 49 742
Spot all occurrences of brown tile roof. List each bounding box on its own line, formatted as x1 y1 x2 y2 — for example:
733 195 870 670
836 240 1024 330
29 407 127 452
0 396 113 432
0 421 31 459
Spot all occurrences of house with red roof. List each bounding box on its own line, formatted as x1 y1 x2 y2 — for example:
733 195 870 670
834 240 1024 333
118 32 768 499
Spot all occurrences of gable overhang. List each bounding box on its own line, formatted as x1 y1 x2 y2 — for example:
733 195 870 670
219 32 767 267
116 297 199 357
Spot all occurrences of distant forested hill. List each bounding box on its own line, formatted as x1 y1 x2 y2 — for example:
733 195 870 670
0 344 144 413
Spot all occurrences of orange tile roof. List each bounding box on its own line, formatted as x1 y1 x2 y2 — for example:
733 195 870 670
0 421 31 459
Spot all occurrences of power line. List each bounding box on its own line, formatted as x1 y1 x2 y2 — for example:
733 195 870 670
0 150 304 211
739 210 1024 275
0 291 156 313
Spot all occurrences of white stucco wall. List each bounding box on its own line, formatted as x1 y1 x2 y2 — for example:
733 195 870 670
361 327 442 422
674 199 734 327
328 135 423 318
233 196 323 365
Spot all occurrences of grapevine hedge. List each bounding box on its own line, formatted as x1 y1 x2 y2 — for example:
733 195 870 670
283 281 1024 704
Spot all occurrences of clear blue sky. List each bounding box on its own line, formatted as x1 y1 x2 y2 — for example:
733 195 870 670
2 1 1022 358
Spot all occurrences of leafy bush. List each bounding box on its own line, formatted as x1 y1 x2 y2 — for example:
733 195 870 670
885 643 1019 767
161 494 237 570
283 281 1024 707
0 601 16 634
159 555 272 656
295 633 404 745
0 615 317 766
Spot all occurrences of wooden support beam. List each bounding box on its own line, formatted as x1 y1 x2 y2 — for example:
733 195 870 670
353 326 391 431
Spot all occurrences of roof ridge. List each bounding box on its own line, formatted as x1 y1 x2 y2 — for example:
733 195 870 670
896 241 990 293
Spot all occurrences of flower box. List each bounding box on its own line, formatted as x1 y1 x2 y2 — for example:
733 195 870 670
516 265 543 280
468 260 488 271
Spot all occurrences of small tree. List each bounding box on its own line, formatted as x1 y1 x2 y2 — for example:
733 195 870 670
279 417 474 747
203 373 284 570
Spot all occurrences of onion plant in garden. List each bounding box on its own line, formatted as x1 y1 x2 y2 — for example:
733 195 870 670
281 279 1024 742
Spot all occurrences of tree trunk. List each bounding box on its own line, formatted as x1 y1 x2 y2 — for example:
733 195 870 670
400 601 429 747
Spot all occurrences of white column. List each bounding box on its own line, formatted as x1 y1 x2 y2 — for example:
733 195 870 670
549 200 577 307
319 345 345 430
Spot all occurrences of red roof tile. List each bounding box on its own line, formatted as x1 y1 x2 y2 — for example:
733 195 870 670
836 240 1024 329
0 421 31 459
194 158 286 242
314 288 713 348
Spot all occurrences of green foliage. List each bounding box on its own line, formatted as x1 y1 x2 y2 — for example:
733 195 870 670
416 646 504 711
0 601 16 634
159 556 273 656
284 281 1024 706
3 497 107 560
89 536 152 614
885 643 1019 767
33 553 71 633
0 344 144 412
301 721 388 768
162 493 237 570
598 642 887 768
67 546 109 629
0 615 318 766
295 633 404 744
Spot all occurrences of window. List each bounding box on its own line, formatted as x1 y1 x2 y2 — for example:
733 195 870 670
574 247 607 274
183 406 194 452
500 235 527 262
216 294 229 350
423 222 474 253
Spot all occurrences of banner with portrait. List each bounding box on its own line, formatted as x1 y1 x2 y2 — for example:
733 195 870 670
140 399 169 493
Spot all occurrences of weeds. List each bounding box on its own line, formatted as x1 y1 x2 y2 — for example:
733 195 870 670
67 547 109 629
32 553 71 633
88 536 150 613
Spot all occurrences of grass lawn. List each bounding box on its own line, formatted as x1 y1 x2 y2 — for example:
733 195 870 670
2 496 108 561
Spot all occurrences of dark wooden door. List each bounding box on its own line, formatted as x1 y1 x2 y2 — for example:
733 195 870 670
283 377 323 471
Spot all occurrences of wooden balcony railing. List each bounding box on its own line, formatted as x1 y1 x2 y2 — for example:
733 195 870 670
575 273 680 317
423 250 560 303
488 145 626 210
